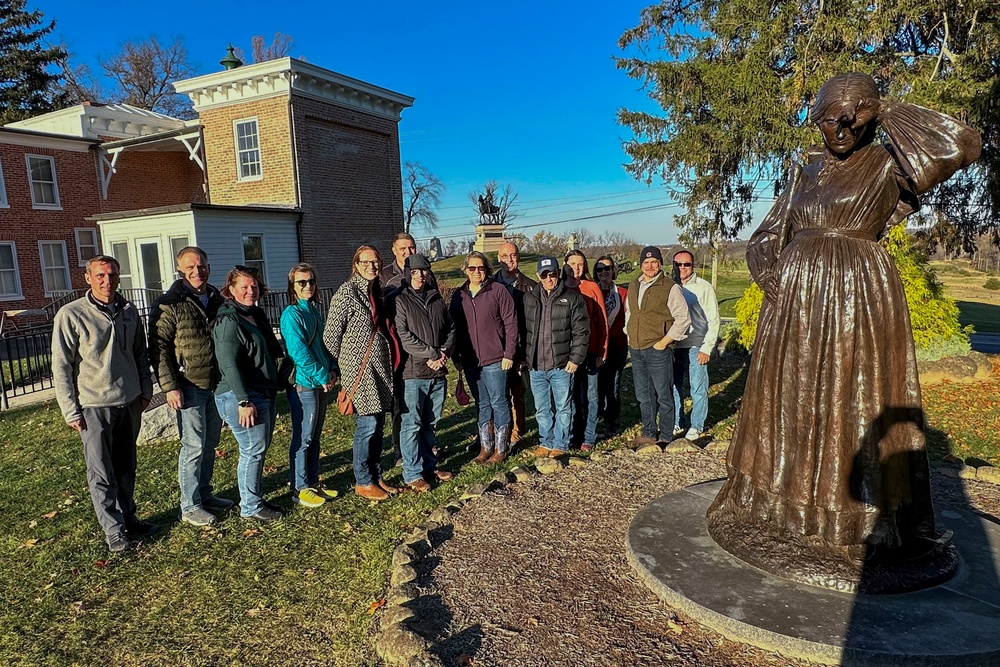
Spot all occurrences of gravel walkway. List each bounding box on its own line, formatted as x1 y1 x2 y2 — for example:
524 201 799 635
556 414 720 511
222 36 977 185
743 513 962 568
409 448 1000 666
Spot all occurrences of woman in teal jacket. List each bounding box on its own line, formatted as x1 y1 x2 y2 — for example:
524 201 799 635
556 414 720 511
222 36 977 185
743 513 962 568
280 263 338 509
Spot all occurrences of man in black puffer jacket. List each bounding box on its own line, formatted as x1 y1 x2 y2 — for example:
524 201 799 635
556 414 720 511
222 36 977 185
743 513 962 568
148 247 229 527
522 256 590 457
390 254 456 491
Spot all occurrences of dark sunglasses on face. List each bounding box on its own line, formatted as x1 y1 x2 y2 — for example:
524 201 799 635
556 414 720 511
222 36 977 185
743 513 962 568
467 266 487 273
674 262 693 268
295 279 317 287
595 265 612 273
539 271 558 279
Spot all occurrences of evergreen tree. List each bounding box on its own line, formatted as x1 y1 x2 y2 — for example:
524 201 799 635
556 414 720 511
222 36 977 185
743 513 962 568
617 0 1000 250
0 0 66 124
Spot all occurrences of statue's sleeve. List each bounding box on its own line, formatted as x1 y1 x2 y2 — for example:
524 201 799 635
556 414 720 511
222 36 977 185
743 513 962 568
746 165 801 287
879 101 982 198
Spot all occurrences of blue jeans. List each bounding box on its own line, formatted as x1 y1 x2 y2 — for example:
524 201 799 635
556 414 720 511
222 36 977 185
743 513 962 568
287 387 329 491
176 385 223 514
530 368 574 452
400 378 446 484
216 390 276 517
598 345 628 429
465 362 510 428
630 346 676 440
352 412 386 487
572 353 601 445
673 347 710 433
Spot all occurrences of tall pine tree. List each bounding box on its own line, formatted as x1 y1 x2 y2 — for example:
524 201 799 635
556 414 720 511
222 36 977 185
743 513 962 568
0 0 66 124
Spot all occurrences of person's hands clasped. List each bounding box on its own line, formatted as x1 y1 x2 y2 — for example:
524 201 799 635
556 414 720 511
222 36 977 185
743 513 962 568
238 403 257 428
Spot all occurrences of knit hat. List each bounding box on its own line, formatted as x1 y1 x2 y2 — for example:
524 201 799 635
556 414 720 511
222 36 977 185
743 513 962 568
640 246 663 264
405 254 432 271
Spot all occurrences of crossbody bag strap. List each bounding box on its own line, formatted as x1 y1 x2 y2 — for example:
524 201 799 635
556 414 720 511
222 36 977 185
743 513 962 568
345 329 378 404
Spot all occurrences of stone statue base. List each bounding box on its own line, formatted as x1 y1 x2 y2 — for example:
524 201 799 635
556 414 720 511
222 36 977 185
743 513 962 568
473 223 507 253
706 511 958 594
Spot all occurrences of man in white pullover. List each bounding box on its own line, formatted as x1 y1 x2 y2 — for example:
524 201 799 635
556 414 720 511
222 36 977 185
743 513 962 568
670 249 720 440
52 255 154 553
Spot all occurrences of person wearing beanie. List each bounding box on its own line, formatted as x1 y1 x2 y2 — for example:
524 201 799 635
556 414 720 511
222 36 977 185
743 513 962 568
624 246 691 445
391 254 456 490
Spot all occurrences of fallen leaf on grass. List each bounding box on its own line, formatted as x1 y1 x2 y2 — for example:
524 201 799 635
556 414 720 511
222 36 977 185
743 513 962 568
42 511 57 519
241 529 260 538
69 600 92 613
93 560 109 569
21 538 38 548
263 466 277 474
667 618 684 635
343 522 354 533
366 599 386 615
456 654 474 666
215 449 228 459
304 568 316 576
247 606 270 617
28 520 38 529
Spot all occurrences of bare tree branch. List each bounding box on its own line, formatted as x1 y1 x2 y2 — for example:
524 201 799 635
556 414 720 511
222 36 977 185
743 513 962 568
98 35 195 118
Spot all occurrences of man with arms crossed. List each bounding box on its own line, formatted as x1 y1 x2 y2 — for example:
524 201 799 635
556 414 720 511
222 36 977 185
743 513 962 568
52 256 155 553
149 246 231 526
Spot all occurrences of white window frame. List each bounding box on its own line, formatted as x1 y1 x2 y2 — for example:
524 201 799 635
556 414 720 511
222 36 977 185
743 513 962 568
0 242 22 301
109 240 134 291
0 157 8 208
25 154 62 209
241 232 266 279
233 117 263 182
74 228 100 267
38 240 71 297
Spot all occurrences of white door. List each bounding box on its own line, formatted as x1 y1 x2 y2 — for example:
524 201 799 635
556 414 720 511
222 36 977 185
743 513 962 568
135 237 164 293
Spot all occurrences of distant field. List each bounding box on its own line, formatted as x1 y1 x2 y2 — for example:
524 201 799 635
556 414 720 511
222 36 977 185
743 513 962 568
930 260 1000 333
432 252 749 317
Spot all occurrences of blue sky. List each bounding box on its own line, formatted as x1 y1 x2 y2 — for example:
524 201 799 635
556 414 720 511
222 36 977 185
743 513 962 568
39 0 714 245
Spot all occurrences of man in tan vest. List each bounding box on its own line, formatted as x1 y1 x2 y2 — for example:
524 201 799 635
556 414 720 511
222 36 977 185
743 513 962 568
625 246 691 445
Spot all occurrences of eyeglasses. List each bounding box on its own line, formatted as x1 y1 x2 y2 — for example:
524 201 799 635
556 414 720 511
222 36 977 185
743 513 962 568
357 260 379 267
673 262 693 268
467 266 487 273
595 266 612 274
295 279 317 287
539 271 558 279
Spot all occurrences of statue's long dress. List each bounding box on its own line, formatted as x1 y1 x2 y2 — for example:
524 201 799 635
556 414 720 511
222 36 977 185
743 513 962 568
708 103 981 549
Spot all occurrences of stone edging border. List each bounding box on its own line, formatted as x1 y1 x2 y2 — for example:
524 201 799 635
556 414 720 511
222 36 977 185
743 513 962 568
373 436 1000 666
372 436 726 666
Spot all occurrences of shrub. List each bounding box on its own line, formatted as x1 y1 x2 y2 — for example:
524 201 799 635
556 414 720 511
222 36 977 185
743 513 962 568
733 225 971 361
985 277 1000 290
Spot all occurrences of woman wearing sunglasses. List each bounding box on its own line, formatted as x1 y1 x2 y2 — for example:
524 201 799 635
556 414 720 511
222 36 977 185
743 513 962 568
594 255 628 436
280 263 339 509
323 245 400 502
450 251 518 464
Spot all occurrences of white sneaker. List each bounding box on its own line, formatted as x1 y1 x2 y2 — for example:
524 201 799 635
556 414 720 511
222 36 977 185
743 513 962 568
672 426 685 437
684 428 702 441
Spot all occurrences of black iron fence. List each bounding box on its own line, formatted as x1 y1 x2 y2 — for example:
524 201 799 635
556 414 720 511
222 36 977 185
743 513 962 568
0 324 54 410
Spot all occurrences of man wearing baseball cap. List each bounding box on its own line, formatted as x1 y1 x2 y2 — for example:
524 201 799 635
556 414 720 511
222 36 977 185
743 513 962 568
521 256 590 456
625 246 691 445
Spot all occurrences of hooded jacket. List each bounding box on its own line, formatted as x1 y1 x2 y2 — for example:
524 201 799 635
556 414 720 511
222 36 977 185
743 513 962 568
391 281 456 381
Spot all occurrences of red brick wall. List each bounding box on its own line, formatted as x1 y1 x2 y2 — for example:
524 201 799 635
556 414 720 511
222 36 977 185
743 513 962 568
290 95 404 286
199 96 296 206
0 143 103 310
101 150 206 212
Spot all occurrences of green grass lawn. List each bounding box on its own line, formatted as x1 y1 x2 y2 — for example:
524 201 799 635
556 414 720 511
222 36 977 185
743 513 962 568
1 351 997 664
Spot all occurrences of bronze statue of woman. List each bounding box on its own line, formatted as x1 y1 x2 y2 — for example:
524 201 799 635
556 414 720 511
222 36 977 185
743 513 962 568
706 73 982 591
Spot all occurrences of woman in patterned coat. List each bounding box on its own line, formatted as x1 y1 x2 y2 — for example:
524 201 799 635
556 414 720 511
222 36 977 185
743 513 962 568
324 245 399 502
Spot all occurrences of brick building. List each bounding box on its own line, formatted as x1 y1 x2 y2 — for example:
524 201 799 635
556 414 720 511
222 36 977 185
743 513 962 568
0 57 412 316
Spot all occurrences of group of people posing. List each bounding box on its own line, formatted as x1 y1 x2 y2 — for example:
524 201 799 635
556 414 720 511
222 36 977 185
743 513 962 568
50 233 719 554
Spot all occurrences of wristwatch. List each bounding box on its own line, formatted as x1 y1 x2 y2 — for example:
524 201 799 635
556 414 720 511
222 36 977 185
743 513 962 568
238 400 252 408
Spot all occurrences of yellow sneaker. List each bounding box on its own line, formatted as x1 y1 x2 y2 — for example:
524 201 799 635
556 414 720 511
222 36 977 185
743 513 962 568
293 487 325 508
316 486 339 501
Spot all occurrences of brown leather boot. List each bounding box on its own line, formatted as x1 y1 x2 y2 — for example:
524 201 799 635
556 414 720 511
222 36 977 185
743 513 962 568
487 423 511 464
472 421 495 464
377 479 400 495
354 484 389 501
